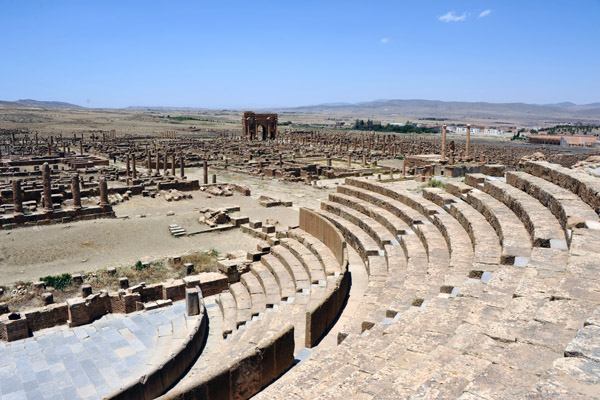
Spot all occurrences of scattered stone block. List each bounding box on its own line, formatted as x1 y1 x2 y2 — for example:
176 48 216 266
119 277 130 289
41 292 54 305
81 284 92 297
262 225 276 234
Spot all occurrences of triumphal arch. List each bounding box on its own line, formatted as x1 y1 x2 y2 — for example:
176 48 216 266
242 111 278 140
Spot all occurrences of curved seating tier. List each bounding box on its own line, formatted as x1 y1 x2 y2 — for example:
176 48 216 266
254 166 600 399
159 211 350 399
466 173 568 249
506 170 600 234
446 180 532 266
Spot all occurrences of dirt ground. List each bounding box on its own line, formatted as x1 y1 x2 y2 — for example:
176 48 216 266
0 168 341 286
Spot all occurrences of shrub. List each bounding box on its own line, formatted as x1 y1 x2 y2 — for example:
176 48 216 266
134 260 145 271
41 273 72 290
426 179 445 189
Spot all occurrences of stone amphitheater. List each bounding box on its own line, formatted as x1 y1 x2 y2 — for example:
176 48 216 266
2 159 600 399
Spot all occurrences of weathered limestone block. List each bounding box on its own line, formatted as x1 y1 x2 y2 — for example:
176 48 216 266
0 313 29 342
564 325 600 362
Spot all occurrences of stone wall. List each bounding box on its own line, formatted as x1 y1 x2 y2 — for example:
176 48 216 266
157 323 295 400
299 207 346 265
298 207 351 347
0 272 229 341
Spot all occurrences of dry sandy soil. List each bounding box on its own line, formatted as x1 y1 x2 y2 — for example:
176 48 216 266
0 168 337 286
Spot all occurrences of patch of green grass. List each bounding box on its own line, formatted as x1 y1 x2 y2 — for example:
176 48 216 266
425 179 446 188
41 273 72 290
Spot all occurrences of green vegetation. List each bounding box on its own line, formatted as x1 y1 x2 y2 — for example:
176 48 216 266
511 131 527 141
134 260 145 271
41 273 72 290
543 124 600 135
426 179 445 188
207 248 218 257
353 119 436 134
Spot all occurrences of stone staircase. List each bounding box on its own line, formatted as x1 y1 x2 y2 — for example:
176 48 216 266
253 162 600 399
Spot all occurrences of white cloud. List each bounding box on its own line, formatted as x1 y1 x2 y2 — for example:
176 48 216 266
380 38 390 44
439 11 467 22
478 9 492 18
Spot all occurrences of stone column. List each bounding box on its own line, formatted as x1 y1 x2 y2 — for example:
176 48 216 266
203 160 208 184
147 150 152 172
163 152 168 175
155 152 160 174
180 153 185 179
212 174 216 184
132 154 137 179
80 140 83 155
466 124 471 159
171 153 176 176
42 162 53 213
347 155 351 168
126 154 131 178
441 125 447 161
12 179 23 215
99 177 109 209
71 174 82 210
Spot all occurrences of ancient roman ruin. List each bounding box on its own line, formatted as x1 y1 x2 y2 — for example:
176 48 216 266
1 111 600 400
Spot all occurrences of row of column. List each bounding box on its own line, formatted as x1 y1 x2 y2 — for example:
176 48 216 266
12 162 109 218
441 124 471 161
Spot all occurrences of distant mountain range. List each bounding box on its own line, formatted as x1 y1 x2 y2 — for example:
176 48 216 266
0 99 84 109
279 99 600 124
1 98 600 124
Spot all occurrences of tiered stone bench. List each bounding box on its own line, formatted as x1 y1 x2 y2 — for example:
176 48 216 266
159 207 350 399
253 165 600 399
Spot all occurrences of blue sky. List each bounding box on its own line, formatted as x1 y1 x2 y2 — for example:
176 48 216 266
1 1 599 108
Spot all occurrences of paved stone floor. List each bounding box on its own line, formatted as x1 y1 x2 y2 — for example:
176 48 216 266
0 301 196 400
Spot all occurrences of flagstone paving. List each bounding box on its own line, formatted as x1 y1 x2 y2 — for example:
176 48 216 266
0 301 197 400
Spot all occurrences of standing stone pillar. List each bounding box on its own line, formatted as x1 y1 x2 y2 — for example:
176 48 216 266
362 154 366 167
171 153 176 176
180 154 185 179
42 162 53 213
155 152 160 174
466 124 471 159
202 160 208 184
12 179 23 215
212 174 216 184
126 154 131 179
147 150 152 172
99 177 109 210
441 125 447 161
163 152 168 175
348 155 351 168
71 174 82 210
132 154 137 179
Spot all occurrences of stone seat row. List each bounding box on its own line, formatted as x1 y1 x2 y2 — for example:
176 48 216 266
255 164 600 399
159 211 350 399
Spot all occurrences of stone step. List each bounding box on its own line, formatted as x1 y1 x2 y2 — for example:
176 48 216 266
280 238 326 284
479 177 568 249
452 181 532 266
216 290 237 338
314 208 380 265
326 194 397 247
270 245 311 292
241 270 267 315
423 187 502 266
229 282 252 327
287 228 342 277
251 262 283 307
260 253 297 300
